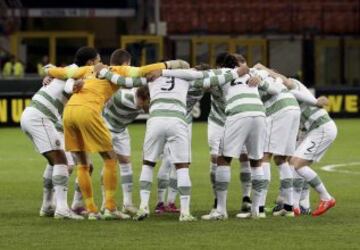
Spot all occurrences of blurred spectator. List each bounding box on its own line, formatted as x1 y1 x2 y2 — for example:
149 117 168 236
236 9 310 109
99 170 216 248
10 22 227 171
2 55 24 78
37 55 50 77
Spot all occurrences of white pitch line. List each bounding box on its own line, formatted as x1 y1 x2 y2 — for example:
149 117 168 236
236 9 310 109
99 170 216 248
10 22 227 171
321 162 360 175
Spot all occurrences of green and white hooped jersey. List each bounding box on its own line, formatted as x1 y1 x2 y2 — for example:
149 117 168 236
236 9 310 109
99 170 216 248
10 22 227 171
185 86 204 124
148 76 190 123
28 64 78 131
250 68 300 117
220 69 265 118
208 85 226 126
103 88 143 133
291 79 332 132
29 82 71 132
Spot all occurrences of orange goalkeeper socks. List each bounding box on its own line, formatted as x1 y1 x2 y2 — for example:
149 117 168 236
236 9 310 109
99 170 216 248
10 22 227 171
103 159 118 211
77 164 98 213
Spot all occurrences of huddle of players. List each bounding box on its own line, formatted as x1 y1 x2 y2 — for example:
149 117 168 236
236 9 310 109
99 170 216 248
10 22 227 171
20 46 337 222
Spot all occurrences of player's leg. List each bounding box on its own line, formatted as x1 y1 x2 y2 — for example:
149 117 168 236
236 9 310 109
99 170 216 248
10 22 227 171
20 109 80 219
108 129 137 214
272 155 294 216
134 118 166 220
168 119 195 222
74 151 100 219
99 150 130 220
20 109 55 216
258 153 271 217
239 152 252 213
207 121 224 210
268 110 300 217
299 182 311 214
166 164 180 213
40 163 54 216
175 163 196 222
204 117 249 220
155 145 171 213
237 116 267 219
63 106 99 219
292 121 337 216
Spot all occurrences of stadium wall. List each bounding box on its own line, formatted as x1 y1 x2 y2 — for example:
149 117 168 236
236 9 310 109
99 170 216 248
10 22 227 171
0 79 359 127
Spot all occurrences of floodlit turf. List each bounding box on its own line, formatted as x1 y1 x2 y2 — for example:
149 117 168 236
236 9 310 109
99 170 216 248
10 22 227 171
0 120 359 250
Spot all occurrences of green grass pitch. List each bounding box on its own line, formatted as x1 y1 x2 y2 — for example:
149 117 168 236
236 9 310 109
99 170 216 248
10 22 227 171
0 120 359 250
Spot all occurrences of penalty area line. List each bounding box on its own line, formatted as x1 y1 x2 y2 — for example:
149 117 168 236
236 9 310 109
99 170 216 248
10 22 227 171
321 162 360 175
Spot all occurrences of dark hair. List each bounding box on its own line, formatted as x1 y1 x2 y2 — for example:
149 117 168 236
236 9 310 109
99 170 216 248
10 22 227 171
110 49 131 66
232 53 246 64
215 52 229 67
74 47 98 66
136 86 150 100
215 52 239 69
194 63 211 71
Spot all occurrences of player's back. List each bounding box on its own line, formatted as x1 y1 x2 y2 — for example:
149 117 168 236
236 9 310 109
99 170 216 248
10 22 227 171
31 78 70 120
67 75 119 113
221 73 265 118
148 76 189 122
291 78 332 131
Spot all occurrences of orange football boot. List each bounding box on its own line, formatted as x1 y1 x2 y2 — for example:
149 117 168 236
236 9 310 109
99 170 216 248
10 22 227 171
312 198 336 217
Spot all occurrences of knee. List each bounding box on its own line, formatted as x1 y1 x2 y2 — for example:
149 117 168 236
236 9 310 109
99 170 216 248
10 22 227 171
239 153 248 162
217 156 232 166
117 154 130 164
210 155 218 164
175 163 189 169
52 150 68 165
249 159 261 168
262 153 272 162
143 160 156 167
273 155 286 166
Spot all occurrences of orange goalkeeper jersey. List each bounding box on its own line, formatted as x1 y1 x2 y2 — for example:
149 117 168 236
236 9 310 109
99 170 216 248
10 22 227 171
47 63 166 112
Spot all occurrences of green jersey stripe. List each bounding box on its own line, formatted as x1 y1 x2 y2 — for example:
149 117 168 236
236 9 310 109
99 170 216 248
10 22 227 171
150 109 187 123
36 90 64 114
301 107 320 121
226 104 265 116
62 91 71 100
226 93 259 106
112 94 136 112
266 98 299 116
308 115 331 131
107 105 138 120
29 100 59 123
150 98 186 109
124 93 135 104
208 115 225 126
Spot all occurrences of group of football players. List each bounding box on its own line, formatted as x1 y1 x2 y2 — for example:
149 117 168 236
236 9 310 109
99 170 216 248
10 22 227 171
20 46 337 222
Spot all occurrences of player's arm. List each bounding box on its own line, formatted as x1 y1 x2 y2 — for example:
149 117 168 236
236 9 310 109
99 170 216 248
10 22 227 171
288 79 322 106
253 63 293 87
44 65 90 80
99 68 147 88
191 70 240 88
258 77 287 95
112 59 190 77
161 68 230 81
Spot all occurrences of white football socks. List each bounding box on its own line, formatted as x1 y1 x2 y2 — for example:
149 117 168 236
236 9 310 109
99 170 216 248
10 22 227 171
119 163 134 206
296 166 331 201
177 168 192 215
167 166 178 204
240 161 252 198
215 166 231 214
52 164 69 212
278 162 294 206
139 165 154 210
42 164 53 208
251 166 265 216
71 177 84 209
259 162 271 207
